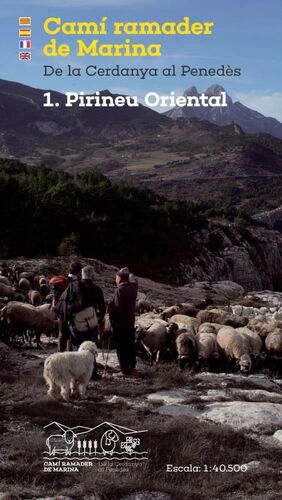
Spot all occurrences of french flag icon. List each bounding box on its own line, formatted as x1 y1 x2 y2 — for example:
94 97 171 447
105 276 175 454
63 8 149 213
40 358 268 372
19 40 31 49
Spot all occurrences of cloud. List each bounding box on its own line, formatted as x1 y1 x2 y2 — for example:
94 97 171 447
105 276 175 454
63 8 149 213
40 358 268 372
235 91 282 122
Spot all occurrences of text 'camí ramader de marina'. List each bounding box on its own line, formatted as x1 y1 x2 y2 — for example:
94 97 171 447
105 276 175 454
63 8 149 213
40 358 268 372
43 16 214 57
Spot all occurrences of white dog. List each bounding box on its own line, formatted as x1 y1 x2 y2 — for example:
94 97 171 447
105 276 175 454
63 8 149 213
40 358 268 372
43 341 98 401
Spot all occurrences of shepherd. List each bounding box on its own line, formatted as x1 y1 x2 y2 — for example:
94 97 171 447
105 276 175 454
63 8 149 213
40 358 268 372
56 265 106 380
108 268 138 377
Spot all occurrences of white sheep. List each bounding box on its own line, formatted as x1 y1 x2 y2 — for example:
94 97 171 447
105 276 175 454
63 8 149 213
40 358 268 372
43 340 98 401
137 292 146 302
198 322 223 334
136 292 152 313
197 309 248 328
135 320 177 364
231 305 265 320
37 303 58 322
169 314 199 331
1 301 57 347
236 327 263 358
272 308 282 322
265 329 282 357
159 305 178 319
28 290 41 307
217 326 252 373
136 298 152 314
196 331 219 369
247 315 269 338
138 312 159 320
135 313 161 331
160 303 199 320
248 316 282 339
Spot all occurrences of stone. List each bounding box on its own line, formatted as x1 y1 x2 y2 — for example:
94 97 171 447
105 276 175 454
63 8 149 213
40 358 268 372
273 429 282 443
242 460 261 471
121 491 172 500
155 401 282 432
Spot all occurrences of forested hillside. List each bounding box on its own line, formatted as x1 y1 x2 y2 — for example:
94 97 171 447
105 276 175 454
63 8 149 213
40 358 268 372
0 158 209 281
2 158 282 290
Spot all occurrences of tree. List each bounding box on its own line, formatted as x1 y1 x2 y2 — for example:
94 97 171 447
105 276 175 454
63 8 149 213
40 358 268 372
58 233 80 256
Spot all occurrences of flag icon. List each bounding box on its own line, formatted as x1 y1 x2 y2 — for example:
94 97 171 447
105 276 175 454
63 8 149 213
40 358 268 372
19 40 31 49
19 52 31 61
19 29 31 37
19 17 31 26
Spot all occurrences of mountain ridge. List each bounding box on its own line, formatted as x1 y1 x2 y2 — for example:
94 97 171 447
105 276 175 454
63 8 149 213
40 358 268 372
0 79 282 215
0 78 168 134
1 78 282 138
165 84 282 139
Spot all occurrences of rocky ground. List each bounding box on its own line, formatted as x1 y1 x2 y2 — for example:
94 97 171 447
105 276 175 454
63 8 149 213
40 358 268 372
0 334 282 500
0 257 245 306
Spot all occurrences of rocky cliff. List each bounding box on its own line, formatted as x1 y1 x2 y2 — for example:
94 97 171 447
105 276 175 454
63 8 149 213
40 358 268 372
254 205 282 231
177 221 282 291
2 219 282 295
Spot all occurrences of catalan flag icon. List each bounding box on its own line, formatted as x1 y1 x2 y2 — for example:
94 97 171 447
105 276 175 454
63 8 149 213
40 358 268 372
19 28 31 37
19 40 31 49
19 17 31 26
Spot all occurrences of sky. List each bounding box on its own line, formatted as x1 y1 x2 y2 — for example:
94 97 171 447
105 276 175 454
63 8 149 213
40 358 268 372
2 0 282 120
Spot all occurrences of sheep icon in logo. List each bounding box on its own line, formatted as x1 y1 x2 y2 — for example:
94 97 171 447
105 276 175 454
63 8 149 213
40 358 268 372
46 429 76 456
100 430 119 456
45 422 90 457
43 421 149 461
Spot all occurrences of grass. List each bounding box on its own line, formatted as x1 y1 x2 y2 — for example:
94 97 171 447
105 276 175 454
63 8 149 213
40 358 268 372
0 349 282 499
1 412 281 499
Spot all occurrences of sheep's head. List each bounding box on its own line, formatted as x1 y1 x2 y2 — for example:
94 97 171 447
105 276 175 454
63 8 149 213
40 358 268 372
135 325 146 341
64 430 75 444
105 430 119 444
178 355 195 370
239 354 252 373
166 322 178 335
79 341 98 356
160 306 177 320
177 333 198 370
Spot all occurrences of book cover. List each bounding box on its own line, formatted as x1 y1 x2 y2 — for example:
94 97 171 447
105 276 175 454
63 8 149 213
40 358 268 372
0 1 281 499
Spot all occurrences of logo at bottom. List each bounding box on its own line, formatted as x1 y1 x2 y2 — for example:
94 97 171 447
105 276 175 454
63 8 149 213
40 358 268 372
43 420 148 467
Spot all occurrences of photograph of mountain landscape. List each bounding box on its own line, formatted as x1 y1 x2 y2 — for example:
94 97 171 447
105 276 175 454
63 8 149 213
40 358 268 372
0 1 281 499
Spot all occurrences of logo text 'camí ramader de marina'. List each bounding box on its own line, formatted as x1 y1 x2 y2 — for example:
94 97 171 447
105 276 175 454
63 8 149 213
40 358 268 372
43 421 148 472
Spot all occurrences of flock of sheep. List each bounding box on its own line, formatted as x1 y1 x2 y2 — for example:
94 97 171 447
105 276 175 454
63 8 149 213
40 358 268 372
0 265 281 377
0 268 57 347
134 302 282 374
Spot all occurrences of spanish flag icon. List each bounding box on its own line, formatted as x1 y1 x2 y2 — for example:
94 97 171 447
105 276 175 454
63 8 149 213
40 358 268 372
19 29 31 37
19 17 31 26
